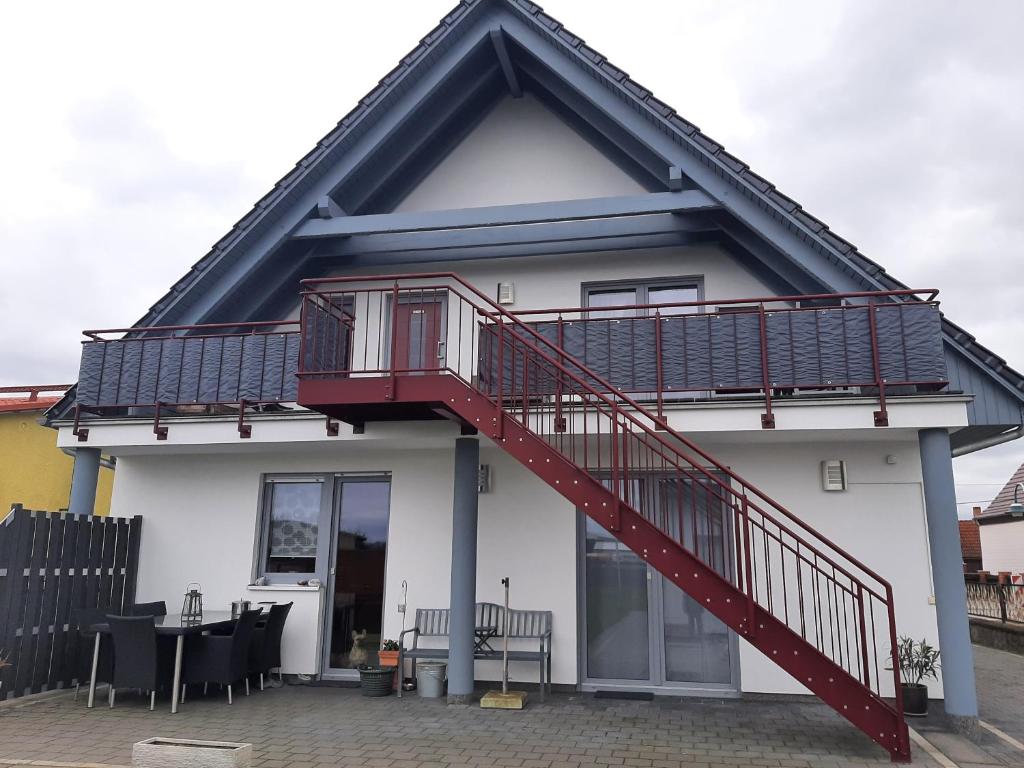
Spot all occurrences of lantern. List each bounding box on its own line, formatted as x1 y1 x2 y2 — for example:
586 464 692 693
181 582 203 623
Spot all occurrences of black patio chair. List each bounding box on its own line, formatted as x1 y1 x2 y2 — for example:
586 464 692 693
249 601 292 690
105 615 174 710
72 606 116 701
128 600 167 617
181 609 262 704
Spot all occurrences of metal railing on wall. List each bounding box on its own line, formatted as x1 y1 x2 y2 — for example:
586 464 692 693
965 577 1024 625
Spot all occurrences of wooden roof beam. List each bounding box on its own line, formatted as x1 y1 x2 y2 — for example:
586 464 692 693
490 26 522 97
293 189 718 239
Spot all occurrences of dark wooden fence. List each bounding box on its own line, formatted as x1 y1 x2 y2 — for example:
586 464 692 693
0 506 142 699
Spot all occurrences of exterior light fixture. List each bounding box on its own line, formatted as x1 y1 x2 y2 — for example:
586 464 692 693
1010 482 1024 518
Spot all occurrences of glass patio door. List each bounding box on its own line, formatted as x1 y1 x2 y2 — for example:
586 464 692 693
580 475 738 693
322 477 391 677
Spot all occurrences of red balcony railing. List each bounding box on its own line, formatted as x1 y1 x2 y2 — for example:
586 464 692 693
73 284 947 437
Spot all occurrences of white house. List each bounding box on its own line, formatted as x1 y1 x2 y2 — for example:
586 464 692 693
46 0 1024 761
977 463 1024 576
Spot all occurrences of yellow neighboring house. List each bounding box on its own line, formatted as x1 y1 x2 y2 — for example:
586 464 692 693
0 385 112 516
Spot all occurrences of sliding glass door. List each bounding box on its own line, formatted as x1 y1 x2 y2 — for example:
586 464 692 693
322 477 392 677
580 474 738 693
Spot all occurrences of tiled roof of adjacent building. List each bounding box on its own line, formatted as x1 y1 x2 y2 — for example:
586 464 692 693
0 385 70 414
979 463 1024 522
0 397 63 414
958 519 982 562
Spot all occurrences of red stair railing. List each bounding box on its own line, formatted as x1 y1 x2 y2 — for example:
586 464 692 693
298 274 910 761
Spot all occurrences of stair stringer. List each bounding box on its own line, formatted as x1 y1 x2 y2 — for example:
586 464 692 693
431 375 910 762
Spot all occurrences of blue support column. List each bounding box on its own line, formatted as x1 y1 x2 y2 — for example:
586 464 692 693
68 447 101 516
447 437 479 704
918 428 978 726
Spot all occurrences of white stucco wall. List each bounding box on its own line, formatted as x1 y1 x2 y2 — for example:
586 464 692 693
394 94 646 212
94 85 943 699
106 428 938 696
277 243 781 323
699 437 940 698
109 434 577 684
979 521 1024 574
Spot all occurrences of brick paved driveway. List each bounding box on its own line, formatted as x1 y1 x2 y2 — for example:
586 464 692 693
974 643 1024 746
0 683 948 768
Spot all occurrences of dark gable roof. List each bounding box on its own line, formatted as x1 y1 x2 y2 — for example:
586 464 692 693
49 0 1023 422
978 462 1024 524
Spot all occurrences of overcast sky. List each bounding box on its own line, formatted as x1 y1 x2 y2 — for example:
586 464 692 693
1 0 1021 514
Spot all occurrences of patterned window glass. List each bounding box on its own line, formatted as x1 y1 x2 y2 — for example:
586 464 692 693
265 481 321 573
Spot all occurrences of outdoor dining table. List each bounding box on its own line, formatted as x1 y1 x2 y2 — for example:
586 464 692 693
87 610 238 714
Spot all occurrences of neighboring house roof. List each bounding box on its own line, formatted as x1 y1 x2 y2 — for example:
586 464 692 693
978 463 1024 525
0 396 63 414
1 386 70 415
46 0 1024 425
958 519 982 563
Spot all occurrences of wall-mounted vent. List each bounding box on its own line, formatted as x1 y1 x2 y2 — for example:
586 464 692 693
820 460 848 492
497 282 515 305
478 464 492 493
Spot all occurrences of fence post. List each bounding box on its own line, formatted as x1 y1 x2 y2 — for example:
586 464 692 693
998 584 1008 624
0 509 34 697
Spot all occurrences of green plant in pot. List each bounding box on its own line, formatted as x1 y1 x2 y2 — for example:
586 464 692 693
895 636 940 716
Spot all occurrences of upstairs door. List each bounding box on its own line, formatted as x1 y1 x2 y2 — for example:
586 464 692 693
391 296 445 373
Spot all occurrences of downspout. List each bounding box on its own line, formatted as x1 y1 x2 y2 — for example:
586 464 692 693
951 424 1024 457
61 446 116 470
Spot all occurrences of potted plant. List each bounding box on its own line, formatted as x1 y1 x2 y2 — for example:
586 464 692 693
379 639 400 666
895 636 940 716
378 639 401 691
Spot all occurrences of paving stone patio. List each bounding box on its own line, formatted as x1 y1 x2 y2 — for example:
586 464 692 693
0 645 1020 768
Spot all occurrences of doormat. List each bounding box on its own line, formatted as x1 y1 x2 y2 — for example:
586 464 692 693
593 690 654 701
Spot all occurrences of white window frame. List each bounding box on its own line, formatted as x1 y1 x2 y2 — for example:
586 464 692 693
582 276 705 316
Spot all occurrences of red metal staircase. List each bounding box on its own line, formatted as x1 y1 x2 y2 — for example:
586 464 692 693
297 273 911 762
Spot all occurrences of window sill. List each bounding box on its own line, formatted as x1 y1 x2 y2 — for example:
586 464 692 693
247 584 321 592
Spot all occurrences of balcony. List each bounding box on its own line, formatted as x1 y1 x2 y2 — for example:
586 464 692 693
72 276 948 436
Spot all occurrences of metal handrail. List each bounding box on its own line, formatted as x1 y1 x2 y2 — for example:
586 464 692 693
300 273 907 731
507 287 940 317
83 319 299 341
300 272 902 594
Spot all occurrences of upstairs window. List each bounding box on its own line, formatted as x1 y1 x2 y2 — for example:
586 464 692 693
584 278 703 318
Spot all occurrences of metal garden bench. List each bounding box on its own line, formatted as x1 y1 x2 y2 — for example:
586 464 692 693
397 602 552 699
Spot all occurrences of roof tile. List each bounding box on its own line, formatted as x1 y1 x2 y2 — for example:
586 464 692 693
766 189 799 213
667 114 699 136
692 132 723 155
598 60 628 82
819 229 855 254
535 13 561 30
716 151 748 174
792 208 826 233
578 44 605 65
958 520 982 561
983 463 1024 519
0 396 62 414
